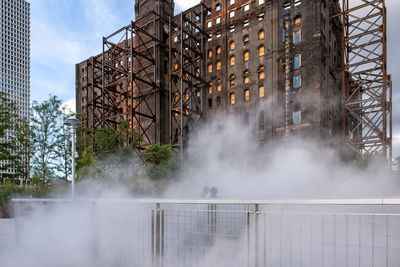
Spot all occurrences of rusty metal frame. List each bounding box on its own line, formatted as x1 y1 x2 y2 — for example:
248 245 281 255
100 12 166 150
341 0 391 161
169 5 209 157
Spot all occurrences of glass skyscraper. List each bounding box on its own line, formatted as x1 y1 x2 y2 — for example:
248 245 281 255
0 0 30 180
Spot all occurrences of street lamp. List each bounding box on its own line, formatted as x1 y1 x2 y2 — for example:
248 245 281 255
64 116 81 197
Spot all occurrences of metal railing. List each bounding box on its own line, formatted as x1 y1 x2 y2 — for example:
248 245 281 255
12 199 400 267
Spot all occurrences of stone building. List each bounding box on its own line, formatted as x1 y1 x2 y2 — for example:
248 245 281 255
76 0 343 149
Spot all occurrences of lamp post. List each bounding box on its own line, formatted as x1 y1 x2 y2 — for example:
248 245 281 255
64 117 81 197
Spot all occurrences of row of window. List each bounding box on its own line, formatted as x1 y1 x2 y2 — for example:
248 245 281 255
210 0 266 16
208 48 266 72
228 86 265 105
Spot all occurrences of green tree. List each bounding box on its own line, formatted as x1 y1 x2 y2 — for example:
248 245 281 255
143 144 178 181
30 95 63 182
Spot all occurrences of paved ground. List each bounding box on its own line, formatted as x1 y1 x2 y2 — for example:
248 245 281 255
0 219 16 252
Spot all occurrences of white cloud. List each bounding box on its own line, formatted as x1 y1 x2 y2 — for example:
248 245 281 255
175 0 201 11
60 99 76 114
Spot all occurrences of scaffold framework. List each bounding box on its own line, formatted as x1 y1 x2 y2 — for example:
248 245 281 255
341 0 392 161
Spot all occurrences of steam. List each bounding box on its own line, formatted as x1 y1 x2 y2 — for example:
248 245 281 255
1 115 398 266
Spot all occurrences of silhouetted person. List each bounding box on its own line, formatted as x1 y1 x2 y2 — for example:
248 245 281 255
200 187 210 199
209 187 218 199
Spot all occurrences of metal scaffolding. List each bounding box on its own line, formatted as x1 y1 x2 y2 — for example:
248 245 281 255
341 0 392 160
100 12 167 150
169 5 209 157
82 5 208 155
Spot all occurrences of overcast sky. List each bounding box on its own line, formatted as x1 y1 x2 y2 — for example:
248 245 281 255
29 0 400 155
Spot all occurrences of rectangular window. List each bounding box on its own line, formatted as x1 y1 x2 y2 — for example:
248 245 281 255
216 17 221 24
293 110 301 125
244 4 250 12
294 75 301 88
294 30 301 44
294 54 301 69
258 86 264 98
229 25 235 32
230 11 235 18
259 0 265 4
244 19 249 27
216 32 221 38
230 0 235 5
207 21 212 28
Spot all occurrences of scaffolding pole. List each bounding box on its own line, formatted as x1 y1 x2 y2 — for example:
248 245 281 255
341 0 392 161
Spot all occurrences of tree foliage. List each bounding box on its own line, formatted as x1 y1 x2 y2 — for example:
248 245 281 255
30 95 72 183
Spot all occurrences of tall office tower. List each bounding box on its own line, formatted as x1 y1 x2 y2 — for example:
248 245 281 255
0 0 30 182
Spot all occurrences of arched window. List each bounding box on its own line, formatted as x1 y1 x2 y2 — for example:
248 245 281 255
258 45 265 57
216 46 222 55
244 89 250 102
258 29 265 40
195 67 200 77
230 41 235 50
230 74 236 87
294 16 302 25
258 65 265 80
243 51 250 61
243 70 250 84
230 55 236 66
208 82 213 94
216 79 222 91
258 85 265 98
243 35 249 44
208 64 213 73
174 62 179 71
216 60 222 70
208 49 213 58
230 93 236 105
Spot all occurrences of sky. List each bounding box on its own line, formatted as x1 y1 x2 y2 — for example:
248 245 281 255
29 0 400 156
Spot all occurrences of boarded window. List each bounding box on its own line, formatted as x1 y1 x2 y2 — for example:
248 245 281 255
217 96 222 105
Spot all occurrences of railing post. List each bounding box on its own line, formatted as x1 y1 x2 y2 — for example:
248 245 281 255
152 203 164 267
254 204 260 267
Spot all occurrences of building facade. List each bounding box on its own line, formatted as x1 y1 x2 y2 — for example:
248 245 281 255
0 0 30 179
76 0 343 151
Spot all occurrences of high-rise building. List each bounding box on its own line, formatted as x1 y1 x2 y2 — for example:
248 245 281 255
0 0 30 180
